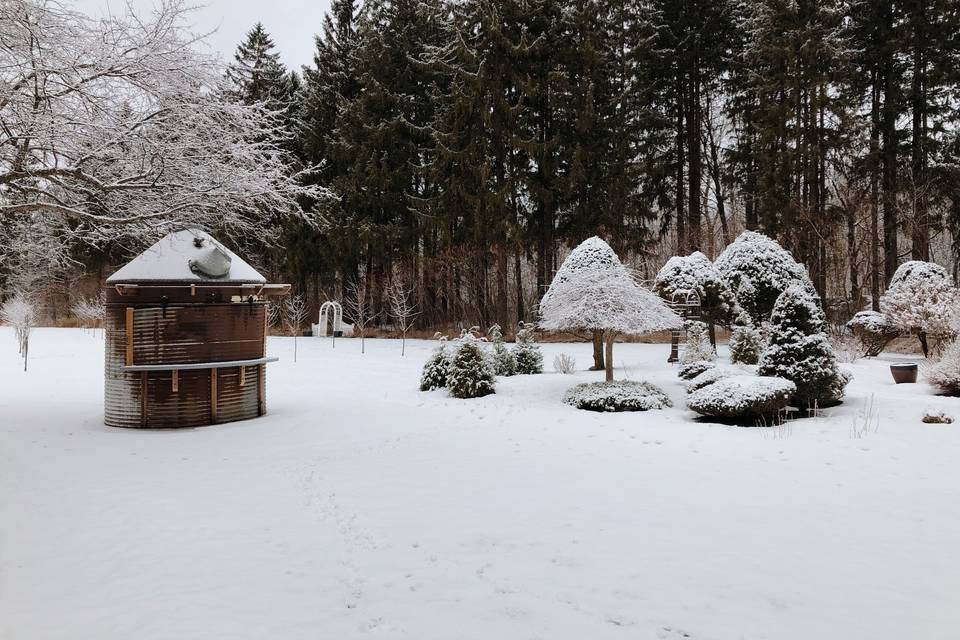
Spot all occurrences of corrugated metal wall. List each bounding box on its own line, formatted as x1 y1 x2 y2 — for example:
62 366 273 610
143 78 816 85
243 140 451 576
104 298 267 428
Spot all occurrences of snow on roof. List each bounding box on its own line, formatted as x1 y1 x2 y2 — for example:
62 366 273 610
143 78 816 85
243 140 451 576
106 229 266 284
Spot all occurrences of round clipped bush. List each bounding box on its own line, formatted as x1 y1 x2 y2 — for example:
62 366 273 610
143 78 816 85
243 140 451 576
678 361 715 380
687 375 796 420
563 380 672 412
686 366 740 393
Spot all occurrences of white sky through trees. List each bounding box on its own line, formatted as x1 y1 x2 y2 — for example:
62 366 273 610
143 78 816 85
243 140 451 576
73 0 331 69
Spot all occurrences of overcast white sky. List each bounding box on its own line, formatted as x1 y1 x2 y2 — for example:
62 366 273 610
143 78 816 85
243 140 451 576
73 0 332 70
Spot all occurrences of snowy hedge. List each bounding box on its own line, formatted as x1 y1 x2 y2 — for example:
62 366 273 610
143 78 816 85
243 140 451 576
687 375 796 420
678 361 715 380
563 380 672 412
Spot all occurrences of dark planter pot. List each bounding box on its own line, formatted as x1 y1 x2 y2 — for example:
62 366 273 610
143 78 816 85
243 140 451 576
890 363 918 384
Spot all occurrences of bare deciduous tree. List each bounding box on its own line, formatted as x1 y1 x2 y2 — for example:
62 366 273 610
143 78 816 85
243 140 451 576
0 0 330 275
387 267 419 356
346 278 375 354
70 294 105 336
283 294 308 363
1 292 36 371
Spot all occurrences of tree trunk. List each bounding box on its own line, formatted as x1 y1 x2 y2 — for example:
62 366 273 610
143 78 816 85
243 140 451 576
591 330 604 371
604 331 614 382
919 331 929 358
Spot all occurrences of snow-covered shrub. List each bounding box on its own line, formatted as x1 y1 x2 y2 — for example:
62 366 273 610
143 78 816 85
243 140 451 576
553 353 576 374
686 366 740 393
681 320 715 364
922 409 954 424
758 285 848 409
419 339 450 391
687 375 796 420
447 336 496 398
880 261 959 357
71 294 105 331
729 323 763 364
563 380 672 412
678 361 715 380
846 310 899 357
513 322 543 375
487 324 517 376
1 293 36 371
654 251 737 327
927 339 960 395
714 231 816 324
539 237 681 382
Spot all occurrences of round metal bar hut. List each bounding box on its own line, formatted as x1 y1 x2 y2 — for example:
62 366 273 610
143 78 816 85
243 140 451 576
104 229 289 428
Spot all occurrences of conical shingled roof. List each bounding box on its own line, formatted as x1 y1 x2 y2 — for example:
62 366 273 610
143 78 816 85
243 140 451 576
106 229 266 284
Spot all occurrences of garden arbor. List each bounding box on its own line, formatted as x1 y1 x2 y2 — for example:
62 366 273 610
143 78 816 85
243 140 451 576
539 237 681 381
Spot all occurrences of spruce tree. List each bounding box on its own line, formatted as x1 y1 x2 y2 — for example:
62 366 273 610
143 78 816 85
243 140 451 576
758 285 846 409
447 338 496 399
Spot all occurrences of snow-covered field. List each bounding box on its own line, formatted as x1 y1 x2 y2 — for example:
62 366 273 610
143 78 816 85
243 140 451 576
2 328 959 640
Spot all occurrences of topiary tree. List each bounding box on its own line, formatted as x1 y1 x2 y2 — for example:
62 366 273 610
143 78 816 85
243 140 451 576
513 321 543 374
715 231 816 324
654 251 737 345
846 310 899 357
880 261 959 357
539 237 681 382
487 324 517 376
758 285 848 409
419 336 450 391
547 237 625 371
681 320 715 364
447 334 496 398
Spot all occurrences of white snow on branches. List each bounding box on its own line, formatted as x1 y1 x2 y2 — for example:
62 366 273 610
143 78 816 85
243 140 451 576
0 0 331 276
540 237 680 335
880 261 959 339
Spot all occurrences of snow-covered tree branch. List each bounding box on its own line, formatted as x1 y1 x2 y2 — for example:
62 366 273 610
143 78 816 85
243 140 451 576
0 0 332 274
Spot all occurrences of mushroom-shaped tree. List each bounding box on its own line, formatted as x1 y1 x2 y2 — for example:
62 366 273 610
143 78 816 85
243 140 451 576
545 237 624 370
539 237 681 381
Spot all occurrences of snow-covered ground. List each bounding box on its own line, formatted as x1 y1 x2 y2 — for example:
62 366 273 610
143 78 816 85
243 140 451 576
2 328 959 639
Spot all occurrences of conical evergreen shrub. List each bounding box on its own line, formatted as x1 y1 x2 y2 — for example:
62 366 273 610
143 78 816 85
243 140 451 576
758 285 848 408
419 339 450 391
447 338 496 398
513 322 543 374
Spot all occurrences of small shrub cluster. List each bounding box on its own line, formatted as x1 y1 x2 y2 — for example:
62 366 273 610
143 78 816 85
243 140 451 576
687 375 796 420
563 380 672 412
678 361 715 380
922 409 954 424
419 339 450 391
553 353 576 374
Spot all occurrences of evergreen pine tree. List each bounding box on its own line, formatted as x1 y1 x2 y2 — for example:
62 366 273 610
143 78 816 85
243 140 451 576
419 338 451 391
447 337 496 398
513 321 544 375
729 322 763 365
758 285 846 408
487 324 517 376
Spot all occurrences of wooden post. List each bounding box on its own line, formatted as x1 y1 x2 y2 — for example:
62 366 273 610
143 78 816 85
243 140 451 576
172 369 179 393
239 366 246 387
210 368 218 423
125 307 135 366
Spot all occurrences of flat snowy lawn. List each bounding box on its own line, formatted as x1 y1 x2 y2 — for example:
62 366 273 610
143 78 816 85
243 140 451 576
2 329 960 640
